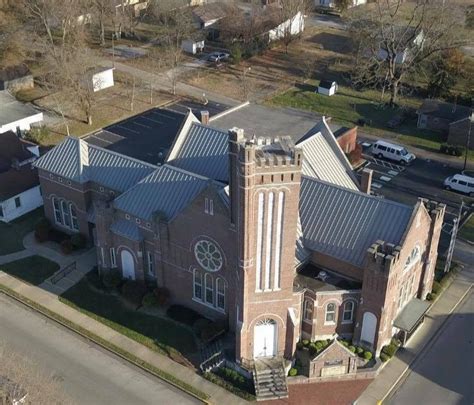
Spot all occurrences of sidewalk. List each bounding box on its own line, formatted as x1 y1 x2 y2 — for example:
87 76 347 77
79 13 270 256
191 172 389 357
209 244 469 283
0 272 246 405
356 268 473 405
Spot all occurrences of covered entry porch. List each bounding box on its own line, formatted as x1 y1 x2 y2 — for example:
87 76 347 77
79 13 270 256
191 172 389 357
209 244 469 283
394 298 431 346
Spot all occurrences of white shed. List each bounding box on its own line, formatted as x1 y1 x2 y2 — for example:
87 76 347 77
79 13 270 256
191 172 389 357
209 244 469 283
181 39 205 55
318 80 338 96
0 90 43 135
91 67 115 92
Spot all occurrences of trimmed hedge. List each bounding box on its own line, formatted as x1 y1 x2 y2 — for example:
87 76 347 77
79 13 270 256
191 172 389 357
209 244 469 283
142 292 159 307
432 281 441 294
382 343 398 357
288 368 298 377
204 368 255 401
380 353 390 362
439 143 465 157
363 351 373 361
348 345 356 353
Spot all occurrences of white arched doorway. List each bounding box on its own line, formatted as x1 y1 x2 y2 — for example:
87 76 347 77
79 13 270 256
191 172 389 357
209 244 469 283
360 312 377 346
253 319 277 358
121 250 135 280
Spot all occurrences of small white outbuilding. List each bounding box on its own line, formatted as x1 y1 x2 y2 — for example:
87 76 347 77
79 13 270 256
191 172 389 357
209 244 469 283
181 39 205 55
317 80 338 96
91 67 115 92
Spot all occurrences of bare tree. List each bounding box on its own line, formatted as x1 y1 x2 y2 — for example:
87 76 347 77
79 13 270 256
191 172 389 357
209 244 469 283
0 343 73 405
91 0 115 46
348 0 466 106
277 0 307 53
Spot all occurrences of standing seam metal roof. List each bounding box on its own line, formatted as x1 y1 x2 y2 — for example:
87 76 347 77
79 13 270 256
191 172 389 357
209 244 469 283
113 164 210 221
167 122 229 182
299 177 413 268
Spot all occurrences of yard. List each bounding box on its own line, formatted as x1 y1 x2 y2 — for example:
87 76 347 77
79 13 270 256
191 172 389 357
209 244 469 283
0 255 59 285
0 208 43 255
459 214 474 243
60 276 197 362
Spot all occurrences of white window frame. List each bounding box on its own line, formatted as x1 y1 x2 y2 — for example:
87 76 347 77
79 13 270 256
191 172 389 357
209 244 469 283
70 203 79 230
205 273 213 305
325 302 336 324
100 247 105 265
147 251 154 277
14 196 21 208
193 269 203 300
303 299 313 322
204 198 209 214
110 248 116 268
209 199 214 215
53 197 62 225
216 278 225 310
61 200 71 228
342 301 355 323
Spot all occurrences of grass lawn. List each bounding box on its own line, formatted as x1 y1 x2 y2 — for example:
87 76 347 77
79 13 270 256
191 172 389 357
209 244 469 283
0 208 43 255
0 255 59 285
459 214 474 243
60 277 197 358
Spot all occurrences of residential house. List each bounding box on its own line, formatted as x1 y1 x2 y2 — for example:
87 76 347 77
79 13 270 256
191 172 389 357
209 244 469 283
0 64 34 92
0 90 43 135
0 131 42 222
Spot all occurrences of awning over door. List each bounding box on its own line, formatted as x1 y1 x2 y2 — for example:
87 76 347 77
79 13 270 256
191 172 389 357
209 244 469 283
394 298 431 333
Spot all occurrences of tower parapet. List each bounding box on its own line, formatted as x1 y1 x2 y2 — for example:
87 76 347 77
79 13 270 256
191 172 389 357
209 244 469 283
366 240 402 273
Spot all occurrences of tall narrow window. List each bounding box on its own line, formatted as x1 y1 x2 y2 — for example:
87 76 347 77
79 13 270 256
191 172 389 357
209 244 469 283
53 198 62 224
205 273 213 305
303 299 313 322
274 191 284 290
209 199 214 215
216 278 225 310
14 197 21 208
264 192 274 290
325 303 336 324
204 198 209 214
70 204 79 230
343 301 354 322
193 269 202 300
110 248 116 267
255 193 265 291
61 200 71 227
147 251 154 277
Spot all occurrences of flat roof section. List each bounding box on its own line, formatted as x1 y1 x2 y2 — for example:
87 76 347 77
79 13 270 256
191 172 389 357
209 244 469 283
165 99 230 118
294 263 362 293
85 108 186 165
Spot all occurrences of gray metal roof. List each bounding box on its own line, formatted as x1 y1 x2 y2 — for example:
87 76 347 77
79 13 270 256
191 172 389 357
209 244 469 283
0 90 42 128
110 219 142 241
34 137 156 192
297 118 359 190
299 177 414 268
167 122 229 182
393 298 430 332
113 164 210 221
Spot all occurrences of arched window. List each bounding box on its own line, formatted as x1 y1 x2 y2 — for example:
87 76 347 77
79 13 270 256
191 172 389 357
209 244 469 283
216 278 225 310
70 203 79 230
61 200 71 228
325 303 336 324
303 299 313 322
52 197 62 224
205 273 213 305
193 269 202 300
404 246 421 271
343 301 355 323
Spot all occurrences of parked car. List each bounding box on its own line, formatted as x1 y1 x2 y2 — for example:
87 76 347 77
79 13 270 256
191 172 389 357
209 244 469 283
444 174 474 197
207 52 230 63
371 140 416 165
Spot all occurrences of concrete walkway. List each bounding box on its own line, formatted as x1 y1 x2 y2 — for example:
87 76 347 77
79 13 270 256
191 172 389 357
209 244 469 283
356 253 473 405
0 272 246 405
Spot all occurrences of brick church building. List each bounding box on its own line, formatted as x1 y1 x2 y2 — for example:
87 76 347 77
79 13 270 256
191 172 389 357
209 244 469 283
34 112 444 374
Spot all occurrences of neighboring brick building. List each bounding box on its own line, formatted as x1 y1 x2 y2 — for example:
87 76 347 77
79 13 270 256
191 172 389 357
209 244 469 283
33 112 444 380
447 116 474 150
417 99 472 135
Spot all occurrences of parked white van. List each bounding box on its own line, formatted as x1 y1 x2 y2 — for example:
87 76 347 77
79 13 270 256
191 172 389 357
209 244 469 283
371 140 416 165
444 174 474 197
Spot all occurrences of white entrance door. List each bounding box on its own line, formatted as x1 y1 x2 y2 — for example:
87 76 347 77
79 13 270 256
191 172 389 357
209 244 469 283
254 319 277 358
360 312 377 346
121 250 135 280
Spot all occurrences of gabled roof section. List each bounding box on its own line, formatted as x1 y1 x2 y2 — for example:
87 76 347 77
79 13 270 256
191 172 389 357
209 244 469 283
113 164 210 221
167 122 229 182
296 117 359 190
33 136 157 192
299 177 413 268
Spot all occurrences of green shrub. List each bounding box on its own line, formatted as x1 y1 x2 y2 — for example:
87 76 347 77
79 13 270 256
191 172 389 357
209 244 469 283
380 353 390 362
153 287 170 306
440 143 465 157
142 292 159 307
60 239 73 254
167 304 202 326
230 43 242 64
121 280 147 308
308 343 318 356
382 343 398 357
208 367 255 399
391 338 402 347
356 347 364 355
71 233 87 250
25 125 49 144
288 368 298 377
302 339 310 347
102 271 122 289
431 281 441 294
296 341 304 350
340 340 349 347
34 217 51 242
348 345 356 353
363 351 373 361
426 292 436 301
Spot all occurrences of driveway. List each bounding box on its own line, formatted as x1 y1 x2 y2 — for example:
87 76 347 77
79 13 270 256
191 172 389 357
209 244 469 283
306 13 346 30
0 293 200 405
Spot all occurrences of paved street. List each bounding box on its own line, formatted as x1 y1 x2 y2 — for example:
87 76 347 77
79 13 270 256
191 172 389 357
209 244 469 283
387 290 474 405
0 293 200 405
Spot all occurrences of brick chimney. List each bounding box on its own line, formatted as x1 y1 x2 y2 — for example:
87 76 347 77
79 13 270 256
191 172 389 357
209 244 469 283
200 110 209 125
360 168 373 194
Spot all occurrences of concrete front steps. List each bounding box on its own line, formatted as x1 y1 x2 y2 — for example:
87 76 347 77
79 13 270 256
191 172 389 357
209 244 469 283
254 358 289 401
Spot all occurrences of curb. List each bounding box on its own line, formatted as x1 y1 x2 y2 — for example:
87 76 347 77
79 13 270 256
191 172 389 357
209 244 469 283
0 284 210 404
209 101 250 122
379 281 472 404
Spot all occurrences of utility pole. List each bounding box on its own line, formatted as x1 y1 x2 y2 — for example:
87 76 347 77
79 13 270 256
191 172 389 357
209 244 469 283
444 200 464 273
462 117 471 172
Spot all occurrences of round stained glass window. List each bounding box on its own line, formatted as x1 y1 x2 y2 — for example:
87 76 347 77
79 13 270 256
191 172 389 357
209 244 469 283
194 240 223 272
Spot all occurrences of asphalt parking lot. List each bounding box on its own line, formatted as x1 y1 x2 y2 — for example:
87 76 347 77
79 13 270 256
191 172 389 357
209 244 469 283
165 98 231 119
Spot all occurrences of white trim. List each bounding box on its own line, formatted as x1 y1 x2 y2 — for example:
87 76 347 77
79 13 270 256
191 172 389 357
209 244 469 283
274 191 284 290
147 251 154 277
264 192 274 291
256 192 264 291
324 302 337 324
216 277 225 310
205 273 213 305
192 297 226 314
110 247 116 267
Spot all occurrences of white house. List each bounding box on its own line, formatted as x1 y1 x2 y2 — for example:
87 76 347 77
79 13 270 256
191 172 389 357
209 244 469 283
268 11 305 42
0 90 43 135
0 131 43 222
90 67 115 92
318 80 338 96
316 0 367 8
